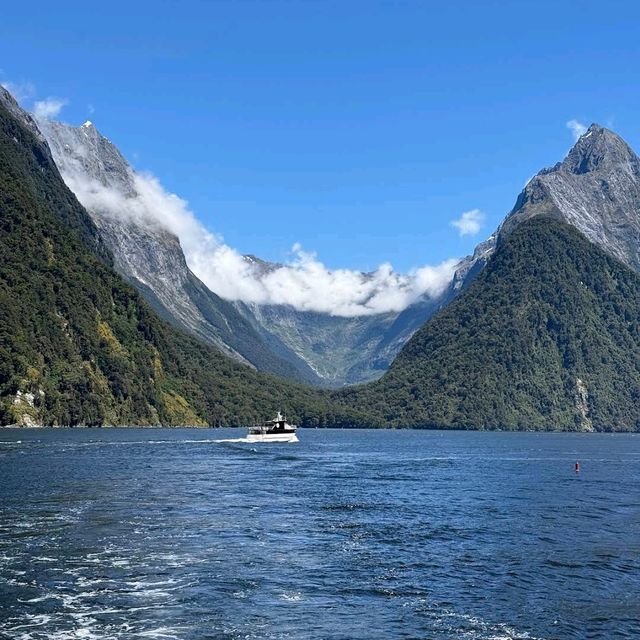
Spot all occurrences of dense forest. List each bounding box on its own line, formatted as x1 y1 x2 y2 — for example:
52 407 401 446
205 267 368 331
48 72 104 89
0 97 366 427
335 217 640 431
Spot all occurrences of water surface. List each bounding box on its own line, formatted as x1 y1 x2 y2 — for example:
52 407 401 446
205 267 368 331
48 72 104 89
1 428 639 639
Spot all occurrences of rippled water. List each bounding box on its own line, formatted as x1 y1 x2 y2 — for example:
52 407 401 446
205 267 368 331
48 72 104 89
1 428 639 639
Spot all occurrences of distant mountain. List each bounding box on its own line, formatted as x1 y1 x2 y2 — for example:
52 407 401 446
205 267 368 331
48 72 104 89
338 217 640 431
38 118 320 384
453 124 640 282
231 301 403 385
3 79 640 431
45 119 640 390
0 86 358 427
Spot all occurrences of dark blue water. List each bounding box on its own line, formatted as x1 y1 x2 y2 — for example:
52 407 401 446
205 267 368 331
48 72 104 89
1 429 639 639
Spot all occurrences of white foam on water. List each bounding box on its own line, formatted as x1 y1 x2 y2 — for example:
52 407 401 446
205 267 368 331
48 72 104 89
69 437 249 447
6 613 53 632
61 592 101 608
110 558 130 567
279 591 303 602
70 605 160 618
0 553 17 563
124 577 192 599
76 576 106 588
423 606 548 640
135 626 189 638
145 551 204 568
124 578 179 589
18 593 59 603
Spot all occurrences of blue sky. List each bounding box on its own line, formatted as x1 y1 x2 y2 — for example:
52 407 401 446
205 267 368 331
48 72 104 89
2 0 639 272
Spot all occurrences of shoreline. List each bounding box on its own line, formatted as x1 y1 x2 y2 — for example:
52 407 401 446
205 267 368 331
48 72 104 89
0 424 635 434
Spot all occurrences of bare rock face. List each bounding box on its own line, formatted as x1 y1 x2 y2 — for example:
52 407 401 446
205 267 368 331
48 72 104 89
500 124 640 272
574 378 593 432
231 301 402 386
39 118 316 382
379 123 640 379
442 124 640 305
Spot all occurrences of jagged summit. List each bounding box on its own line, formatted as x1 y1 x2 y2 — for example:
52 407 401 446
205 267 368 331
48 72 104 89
0 84 18 109
37 118 132 194
560 123 640 176
497 123 640 272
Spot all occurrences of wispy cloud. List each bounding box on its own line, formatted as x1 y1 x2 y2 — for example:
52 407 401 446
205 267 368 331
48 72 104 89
43 123 461 317
2 79 71 122
0 80 36 103
450 209 484 237
566 119 587 141
34 97 68 120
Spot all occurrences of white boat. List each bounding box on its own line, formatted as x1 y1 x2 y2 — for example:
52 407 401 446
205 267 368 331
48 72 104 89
246 411 299 443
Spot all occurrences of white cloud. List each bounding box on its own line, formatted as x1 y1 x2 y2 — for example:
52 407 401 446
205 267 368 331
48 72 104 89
46 126 461 317
450 209 484 237
566 119 587 142
75 170 460 316
1 80 69 120
34 97 68 120
187 238 460 316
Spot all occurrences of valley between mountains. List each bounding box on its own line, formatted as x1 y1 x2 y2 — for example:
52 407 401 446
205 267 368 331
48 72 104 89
2 83 640 430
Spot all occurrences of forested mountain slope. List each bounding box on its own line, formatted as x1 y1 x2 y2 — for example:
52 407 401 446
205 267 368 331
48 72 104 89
337 217 640 431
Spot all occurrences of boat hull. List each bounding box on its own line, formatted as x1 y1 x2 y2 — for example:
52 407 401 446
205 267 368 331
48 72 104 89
245 432 299 444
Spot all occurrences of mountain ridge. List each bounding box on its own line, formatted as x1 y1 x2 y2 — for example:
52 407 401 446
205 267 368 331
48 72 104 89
499 123 640 272
5 78 640 431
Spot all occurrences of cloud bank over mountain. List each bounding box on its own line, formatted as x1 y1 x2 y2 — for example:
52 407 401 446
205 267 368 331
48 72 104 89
61 159 460 316
27 94 460 317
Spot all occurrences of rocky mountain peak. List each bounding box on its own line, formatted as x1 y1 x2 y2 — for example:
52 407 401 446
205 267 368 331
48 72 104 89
498 124 640 273
37 118 136 197
0 84 21 113
560 123 640 176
